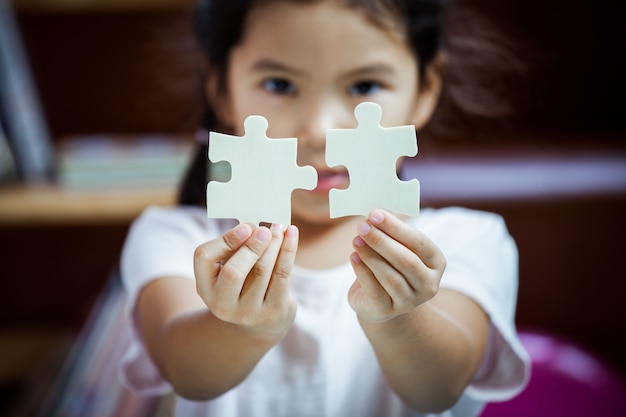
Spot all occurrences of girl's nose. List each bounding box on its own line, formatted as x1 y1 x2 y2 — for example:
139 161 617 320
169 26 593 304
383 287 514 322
296 99 353 150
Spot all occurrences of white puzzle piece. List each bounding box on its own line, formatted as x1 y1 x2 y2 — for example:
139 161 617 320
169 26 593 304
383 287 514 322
206 115 317 225
325 102 420 218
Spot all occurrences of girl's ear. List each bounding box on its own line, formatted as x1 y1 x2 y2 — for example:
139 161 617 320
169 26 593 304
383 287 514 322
205 71 235 130
411 51 446 129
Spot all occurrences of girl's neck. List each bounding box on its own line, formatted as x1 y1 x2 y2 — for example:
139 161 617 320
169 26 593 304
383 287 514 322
293 215 361 270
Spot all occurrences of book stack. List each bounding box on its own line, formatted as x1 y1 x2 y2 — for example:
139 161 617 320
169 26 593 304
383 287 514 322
56 135 194 191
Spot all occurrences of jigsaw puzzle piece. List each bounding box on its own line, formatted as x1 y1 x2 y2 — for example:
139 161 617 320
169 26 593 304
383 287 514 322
326 102 420 218
207 115 317 225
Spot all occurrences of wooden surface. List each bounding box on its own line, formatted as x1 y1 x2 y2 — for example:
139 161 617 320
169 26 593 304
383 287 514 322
0 185 176 225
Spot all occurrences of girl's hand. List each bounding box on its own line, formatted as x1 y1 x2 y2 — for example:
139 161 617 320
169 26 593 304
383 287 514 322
194 223 298 340
348 209 446 323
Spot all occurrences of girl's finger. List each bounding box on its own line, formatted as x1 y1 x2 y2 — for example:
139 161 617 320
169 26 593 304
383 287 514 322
365 209 446 270
355 216 443 302
239 224 286 304
265 225 298 301
194 223 254 294
349 250 391 311
356 217 428 284
353 236 414 302
211 225 273 306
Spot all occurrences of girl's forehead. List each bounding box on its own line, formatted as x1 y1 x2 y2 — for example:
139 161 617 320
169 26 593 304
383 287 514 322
242 0 406 44
247 0 404 33
232 1 415 77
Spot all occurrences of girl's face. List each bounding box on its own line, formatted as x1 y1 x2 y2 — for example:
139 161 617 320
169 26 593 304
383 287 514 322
210 0 441 226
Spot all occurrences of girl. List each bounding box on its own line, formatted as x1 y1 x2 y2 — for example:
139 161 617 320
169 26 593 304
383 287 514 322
119 0 530 416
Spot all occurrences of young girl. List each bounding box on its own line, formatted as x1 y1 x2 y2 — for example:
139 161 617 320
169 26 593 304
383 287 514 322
119 0 530 416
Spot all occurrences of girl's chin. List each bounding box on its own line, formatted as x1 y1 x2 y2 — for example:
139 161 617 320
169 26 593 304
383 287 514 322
291 193 330 223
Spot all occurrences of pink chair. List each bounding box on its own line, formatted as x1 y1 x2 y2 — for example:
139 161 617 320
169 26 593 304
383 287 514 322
481 330 626 417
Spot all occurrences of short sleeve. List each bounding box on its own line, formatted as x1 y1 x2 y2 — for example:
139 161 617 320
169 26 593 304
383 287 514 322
118 206 227 395
411 207 530 402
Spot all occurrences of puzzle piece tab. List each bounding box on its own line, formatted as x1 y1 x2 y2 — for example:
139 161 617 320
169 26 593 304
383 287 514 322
206 115 317 225
325 102 420 218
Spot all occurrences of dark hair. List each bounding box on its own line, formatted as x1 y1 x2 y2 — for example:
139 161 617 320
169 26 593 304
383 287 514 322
178 0 521 206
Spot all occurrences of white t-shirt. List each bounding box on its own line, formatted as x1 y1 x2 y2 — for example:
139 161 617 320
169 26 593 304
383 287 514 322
119 205 529 417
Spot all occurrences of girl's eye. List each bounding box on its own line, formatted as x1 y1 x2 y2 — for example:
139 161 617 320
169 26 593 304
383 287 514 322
349 81 382 96
263 78 296 95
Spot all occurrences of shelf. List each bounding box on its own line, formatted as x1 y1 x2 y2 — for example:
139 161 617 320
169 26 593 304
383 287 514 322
0 184 176 225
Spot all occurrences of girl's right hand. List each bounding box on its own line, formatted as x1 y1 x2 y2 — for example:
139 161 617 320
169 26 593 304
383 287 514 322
194 223 298 341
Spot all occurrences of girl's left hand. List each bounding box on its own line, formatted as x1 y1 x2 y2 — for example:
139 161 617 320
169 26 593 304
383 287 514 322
348 209 447 323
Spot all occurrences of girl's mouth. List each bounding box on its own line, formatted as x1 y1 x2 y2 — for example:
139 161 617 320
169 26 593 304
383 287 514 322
313 169 349 194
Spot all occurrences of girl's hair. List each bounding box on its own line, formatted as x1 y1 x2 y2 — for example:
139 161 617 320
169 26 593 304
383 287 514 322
178 0 522 206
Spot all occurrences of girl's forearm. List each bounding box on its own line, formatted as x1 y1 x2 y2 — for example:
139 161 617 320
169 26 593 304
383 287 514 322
155 309 281 400
359 291 488 413
136 277 282 401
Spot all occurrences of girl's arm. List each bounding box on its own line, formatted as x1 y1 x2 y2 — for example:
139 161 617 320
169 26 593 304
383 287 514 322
349 210 489 413
134 223 298 400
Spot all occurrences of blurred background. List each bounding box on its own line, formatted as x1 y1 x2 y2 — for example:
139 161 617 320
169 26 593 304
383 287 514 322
0 0 625 415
